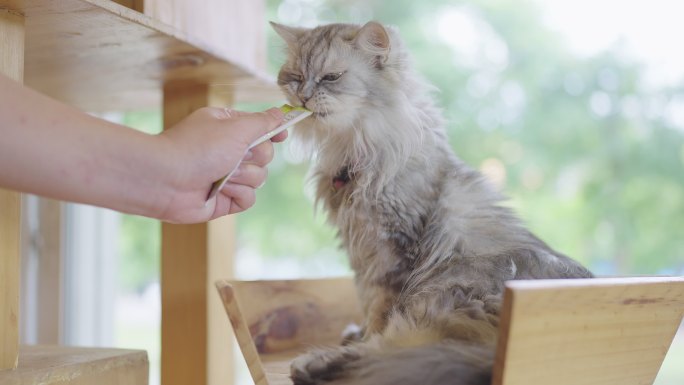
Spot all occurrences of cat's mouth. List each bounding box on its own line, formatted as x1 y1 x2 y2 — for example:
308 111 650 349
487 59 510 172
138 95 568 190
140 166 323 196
312 111 329 118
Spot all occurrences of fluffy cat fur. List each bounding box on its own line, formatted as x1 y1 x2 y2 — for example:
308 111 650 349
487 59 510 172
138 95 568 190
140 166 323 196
272 20 593 385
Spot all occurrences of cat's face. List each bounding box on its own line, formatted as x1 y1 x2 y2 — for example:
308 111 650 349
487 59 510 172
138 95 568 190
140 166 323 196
272 22 393 128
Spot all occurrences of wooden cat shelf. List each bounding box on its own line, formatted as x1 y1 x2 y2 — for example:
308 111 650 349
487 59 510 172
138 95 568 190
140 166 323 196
1 0 282 111
217 276 684 385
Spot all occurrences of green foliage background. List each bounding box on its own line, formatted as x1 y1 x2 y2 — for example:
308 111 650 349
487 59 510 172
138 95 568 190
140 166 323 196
118 0 684 292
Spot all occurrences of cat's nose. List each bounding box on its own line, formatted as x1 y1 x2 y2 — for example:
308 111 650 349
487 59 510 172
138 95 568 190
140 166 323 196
298 91 313 104
298 95 311 104
297 83 315 104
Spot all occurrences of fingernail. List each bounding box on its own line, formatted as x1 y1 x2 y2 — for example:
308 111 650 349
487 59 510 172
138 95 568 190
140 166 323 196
243 150 254 161
266 107 284 120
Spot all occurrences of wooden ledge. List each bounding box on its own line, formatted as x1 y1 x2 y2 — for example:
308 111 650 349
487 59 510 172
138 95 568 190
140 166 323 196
0 0 283 111
0 345 148 385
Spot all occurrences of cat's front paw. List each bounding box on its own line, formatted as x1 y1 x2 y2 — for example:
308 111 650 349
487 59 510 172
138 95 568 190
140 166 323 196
290 347 361 385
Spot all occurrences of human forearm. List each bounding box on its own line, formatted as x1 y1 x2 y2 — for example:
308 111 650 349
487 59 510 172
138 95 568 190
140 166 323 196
1 73 287 222
0 74 171 216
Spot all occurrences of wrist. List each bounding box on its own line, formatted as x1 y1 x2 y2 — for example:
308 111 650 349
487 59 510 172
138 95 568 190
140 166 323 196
93 122 176 219
131 131 178 219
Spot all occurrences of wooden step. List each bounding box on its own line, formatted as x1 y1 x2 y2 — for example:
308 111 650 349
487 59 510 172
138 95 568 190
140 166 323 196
0 345 148 385
0 0 282 111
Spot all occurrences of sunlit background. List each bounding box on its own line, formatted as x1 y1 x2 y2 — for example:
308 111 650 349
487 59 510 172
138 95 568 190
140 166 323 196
109 1 684 384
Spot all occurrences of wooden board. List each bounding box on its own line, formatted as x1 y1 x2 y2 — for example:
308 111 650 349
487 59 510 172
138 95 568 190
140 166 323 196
0 0 282 111
228 278 362 355
0 345 148 384
217 278 362 385
0 8 24 371
493 276 684 385
216 281 269 385
160 83 236 385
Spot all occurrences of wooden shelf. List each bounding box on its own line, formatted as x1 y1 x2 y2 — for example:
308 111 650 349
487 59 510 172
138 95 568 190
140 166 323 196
1 0 282 111
0 345 148 385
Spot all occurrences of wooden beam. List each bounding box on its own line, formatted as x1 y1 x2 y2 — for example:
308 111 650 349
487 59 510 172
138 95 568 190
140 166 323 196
0 8 24 371
161 83 235 385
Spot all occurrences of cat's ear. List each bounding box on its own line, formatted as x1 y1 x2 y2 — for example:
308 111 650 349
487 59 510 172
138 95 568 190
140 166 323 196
270 21 306 49
354 21 391 63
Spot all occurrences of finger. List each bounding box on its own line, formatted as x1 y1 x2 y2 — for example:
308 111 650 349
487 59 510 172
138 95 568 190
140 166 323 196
211 107 249 120
209 192 231 219
220 183 257 214
245 140 275 167
229 108 285 144
228 163 268 189
271 129 289 143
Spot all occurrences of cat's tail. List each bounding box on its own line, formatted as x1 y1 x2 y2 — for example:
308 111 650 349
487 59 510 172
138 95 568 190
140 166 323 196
292 340 494 385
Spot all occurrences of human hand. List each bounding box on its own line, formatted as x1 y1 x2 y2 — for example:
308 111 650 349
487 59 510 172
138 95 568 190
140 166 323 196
155 106 286 223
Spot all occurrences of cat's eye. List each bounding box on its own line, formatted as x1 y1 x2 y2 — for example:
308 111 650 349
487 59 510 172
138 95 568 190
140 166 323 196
321 72 344 82
287 72 303 83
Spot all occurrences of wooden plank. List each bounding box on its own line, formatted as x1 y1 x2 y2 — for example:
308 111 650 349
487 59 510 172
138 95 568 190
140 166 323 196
0 345 148 385
160 83 235 385
0 0 281 111
217 278 361 385
216 282 269 385
0 7 24 371
228 278 362 356
493 277 684 385
207 214 237 385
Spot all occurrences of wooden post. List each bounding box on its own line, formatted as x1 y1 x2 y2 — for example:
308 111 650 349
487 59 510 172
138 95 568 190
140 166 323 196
34 200 63 344
0 8 24 371
160 83 235 385
19 196 63 345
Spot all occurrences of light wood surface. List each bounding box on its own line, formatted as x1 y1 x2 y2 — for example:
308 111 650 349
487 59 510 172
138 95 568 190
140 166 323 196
216 281 269 385
0 8 24 371
141 0 267 74
0 345 148 385
0 0 281 112
228 278 362 355
493 276 684 385
160 83 235 385
216 278 362 385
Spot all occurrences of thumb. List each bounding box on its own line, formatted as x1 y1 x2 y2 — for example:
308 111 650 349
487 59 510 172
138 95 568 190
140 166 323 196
229 108 285 144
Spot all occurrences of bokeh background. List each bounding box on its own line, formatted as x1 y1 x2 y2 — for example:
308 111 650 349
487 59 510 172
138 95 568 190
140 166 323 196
114 1 684 384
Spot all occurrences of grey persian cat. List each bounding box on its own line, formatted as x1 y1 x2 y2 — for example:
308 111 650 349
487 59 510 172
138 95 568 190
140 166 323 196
272 21 593 385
